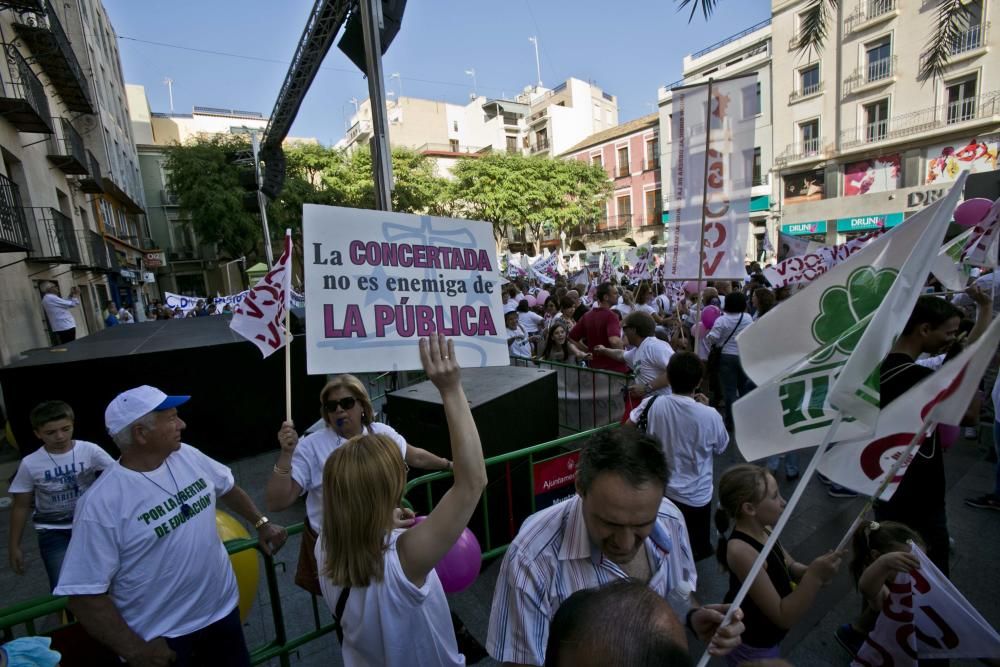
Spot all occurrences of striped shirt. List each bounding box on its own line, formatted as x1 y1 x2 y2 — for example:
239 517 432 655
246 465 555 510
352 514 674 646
486 495 696 665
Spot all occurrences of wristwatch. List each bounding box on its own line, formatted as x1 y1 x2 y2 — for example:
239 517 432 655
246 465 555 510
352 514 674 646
254 515 270 530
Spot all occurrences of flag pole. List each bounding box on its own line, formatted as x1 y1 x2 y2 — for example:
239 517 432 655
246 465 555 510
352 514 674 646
694 413 844 667
693 78 714 358
285 229 293 423
832 415 937 554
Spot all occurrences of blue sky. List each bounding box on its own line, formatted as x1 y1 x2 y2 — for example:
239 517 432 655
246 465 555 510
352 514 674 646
107 0 771 144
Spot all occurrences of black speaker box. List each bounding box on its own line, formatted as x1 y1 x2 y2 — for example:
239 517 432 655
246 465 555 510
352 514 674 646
386 366 558 459
387 365 560 552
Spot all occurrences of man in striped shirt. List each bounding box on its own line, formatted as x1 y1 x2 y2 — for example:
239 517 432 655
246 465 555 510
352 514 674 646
486 428 744 666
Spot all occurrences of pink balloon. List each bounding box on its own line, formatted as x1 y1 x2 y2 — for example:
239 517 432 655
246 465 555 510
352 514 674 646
411 516 482 593
937 424 959 451
954 198 994 227
525 295 537 307
701 305 722 330
683 280 706 295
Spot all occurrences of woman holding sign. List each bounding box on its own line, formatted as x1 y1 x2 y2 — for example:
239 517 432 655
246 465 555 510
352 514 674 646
266 372 452 594
316 335 487 666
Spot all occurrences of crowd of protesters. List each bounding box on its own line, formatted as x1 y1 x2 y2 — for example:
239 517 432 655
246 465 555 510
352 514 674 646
7 254 999 665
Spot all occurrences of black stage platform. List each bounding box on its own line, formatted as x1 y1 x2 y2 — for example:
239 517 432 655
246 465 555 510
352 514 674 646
0 315 324 462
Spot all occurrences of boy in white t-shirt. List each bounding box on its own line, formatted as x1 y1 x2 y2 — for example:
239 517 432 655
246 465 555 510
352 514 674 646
8 401 115 590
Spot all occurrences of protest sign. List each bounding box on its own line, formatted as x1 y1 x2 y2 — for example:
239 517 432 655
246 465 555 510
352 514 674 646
303 206 508 374
164 291 247 313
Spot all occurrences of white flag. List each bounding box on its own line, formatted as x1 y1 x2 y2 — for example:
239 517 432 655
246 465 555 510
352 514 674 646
852 543 1000 665
627 242 655 280
931 228 976 291
230 230 292 358
763 230 885 289
529 253 558 284
664 74 755 280
733 176 965 461
820 316 1000 498
960 196 1000 267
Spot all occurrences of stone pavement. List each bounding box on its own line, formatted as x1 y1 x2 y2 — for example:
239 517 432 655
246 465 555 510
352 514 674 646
2 423 998 666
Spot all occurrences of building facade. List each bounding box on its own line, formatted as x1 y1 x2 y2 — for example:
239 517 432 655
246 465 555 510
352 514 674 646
770 0 999 246
337 78 619 178
0 0 149 366
657 18 776 263
561 113 662 252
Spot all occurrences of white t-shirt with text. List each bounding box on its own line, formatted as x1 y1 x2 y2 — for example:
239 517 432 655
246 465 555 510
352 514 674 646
54 444 239 641
9 440 115 529
316 529 464 666
292 423 408 530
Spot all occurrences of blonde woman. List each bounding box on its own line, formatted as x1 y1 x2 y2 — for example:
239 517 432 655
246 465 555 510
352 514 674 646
316 335 487 665
267 371 450 595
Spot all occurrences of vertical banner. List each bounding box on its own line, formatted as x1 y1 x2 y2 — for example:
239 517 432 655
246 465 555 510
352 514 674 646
666 74 756 280
303 206 508 374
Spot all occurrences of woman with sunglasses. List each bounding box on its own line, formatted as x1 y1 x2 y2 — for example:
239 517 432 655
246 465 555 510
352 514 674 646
266 369 452 594
316 335 487 666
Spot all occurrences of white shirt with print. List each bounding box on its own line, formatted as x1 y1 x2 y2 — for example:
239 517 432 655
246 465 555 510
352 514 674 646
54 444 238 641
9 440 115 529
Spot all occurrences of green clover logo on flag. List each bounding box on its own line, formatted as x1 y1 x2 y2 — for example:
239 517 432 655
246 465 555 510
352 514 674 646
810 267 898 363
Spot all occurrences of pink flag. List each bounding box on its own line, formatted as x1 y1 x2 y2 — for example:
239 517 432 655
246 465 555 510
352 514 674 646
230 230 292 358
853 543 1000 666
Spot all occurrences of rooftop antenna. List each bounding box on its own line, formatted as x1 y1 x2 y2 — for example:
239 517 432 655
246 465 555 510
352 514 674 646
528 36 542 87
163 77 174 112
464 68 477 98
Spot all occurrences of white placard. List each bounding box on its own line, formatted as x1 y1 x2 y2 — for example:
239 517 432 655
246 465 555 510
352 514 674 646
303 205 508 374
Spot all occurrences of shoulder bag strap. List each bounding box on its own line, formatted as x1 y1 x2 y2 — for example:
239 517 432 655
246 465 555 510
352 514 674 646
637 395 660 432
717 314 744 350
333 586 351 645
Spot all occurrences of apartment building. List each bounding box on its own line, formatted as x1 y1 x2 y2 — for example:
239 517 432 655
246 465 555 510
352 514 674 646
0 0 149 366
657 18 776 262
771 0 999 245
561 113 662 251
337 77 619 177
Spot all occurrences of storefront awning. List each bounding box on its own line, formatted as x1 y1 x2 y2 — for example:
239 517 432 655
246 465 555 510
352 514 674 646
835 212 904 232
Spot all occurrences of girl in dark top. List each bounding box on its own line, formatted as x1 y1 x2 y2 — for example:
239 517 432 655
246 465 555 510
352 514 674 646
715 464 844 664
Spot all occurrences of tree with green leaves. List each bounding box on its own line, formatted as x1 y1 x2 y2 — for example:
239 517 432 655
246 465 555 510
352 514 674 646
678 0 977 82
317 146 448 213
448 152 611 253
163 134 262 260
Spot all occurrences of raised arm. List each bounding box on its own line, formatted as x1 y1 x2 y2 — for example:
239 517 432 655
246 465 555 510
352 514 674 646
398 335 488 586
265 421 304 512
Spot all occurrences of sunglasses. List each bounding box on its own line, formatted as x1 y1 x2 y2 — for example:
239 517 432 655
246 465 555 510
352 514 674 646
323 397 357 412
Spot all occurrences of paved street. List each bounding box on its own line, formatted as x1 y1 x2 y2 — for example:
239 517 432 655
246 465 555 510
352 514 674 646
2 421 998 666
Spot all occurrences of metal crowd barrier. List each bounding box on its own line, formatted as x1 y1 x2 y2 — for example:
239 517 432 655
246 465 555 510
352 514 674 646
508 356 631 432
0 425 619 664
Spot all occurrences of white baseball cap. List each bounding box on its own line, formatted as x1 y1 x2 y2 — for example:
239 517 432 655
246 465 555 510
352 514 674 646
105 385 190 436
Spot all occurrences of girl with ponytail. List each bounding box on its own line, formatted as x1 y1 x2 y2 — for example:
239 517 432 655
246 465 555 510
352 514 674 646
715 464 844 665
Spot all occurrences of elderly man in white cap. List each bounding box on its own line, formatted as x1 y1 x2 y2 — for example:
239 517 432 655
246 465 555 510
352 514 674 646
54 386 287 667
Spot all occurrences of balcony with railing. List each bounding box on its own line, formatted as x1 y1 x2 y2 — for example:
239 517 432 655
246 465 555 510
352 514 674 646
0 172 30 253
416 143 487 156
12 1 93 113
843 55 897 96
840 89 1000 150
0 43 52 133
949 22 989 56
46 117 87 174
76 150 103 193
345 119 372 143
530 137 550 153
789 79 823 103
161 188 180 206
72 228 111 271
775 138 825 166
844 0 899 34
25 207 79 263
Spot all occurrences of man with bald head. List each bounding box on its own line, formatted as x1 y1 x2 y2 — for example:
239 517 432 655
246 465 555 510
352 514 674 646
544 581 689 666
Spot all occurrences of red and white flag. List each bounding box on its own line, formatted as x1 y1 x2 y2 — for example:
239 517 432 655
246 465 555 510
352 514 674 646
960 196 1000 267
230 229 292 358
819 315 1000 498
853 543 1000 666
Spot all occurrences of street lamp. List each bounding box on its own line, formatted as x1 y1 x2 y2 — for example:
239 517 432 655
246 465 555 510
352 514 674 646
464 68 477 98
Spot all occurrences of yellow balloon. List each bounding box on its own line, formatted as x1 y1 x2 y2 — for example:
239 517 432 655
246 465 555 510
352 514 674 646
5 421 17 451
215 510 260 623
